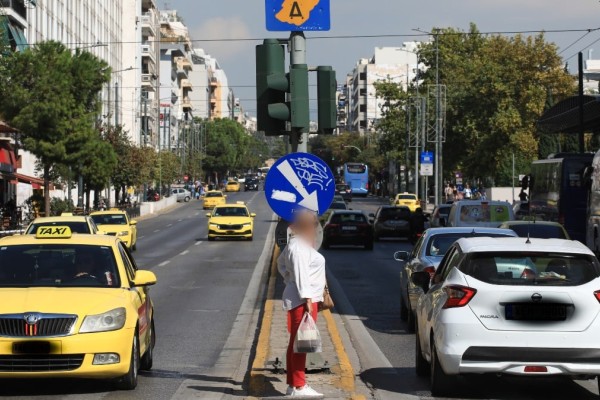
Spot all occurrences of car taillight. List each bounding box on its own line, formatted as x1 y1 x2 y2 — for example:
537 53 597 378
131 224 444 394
594 290 600 302
423 266 436 279
442 285 477 309
524 366 547 373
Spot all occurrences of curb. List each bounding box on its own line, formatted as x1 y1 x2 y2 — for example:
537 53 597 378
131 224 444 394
135 201 184 222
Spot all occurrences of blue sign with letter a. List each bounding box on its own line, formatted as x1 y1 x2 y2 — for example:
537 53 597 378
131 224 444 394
265 0 331 32
265 152 335 222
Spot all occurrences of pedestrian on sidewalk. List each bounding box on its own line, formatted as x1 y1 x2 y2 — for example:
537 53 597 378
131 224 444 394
277 210 326 398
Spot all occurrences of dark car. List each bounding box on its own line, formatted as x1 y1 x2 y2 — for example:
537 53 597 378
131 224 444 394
373 206 411 240
322 210 373 250
499 220 570 239
430 204 452 227
244 178 259 191
335 183 352 202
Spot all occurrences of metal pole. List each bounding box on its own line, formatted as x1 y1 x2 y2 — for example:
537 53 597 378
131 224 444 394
143 98 148 145
434 32 441 206
115 81 119 126
512 152 515 204
167 110 171 151
421 97 427 202
290 32 308 153
578 52 586 152
139 91 143 145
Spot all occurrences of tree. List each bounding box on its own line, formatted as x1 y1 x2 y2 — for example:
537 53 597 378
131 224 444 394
0 41 110 215
154 150 181 190
203 118 257 179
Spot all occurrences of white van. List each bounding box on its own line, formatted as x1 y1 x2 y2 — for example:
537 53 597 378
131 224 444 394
447 200 514 228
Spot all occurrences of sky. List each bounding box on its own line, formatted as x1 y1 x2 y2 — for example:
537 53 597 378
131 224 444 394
167 0 600 117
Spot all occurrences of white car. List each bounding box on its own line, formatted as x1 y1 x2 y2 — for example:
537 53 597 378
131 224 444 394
412 237 600 397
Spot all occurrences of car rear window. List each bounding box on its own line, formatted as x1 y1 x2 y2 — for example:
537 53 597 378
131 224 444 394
398 195 416 200
508 224 567 239
27 222 90 234
459 204 510 223
336 184 350 191
0 244 120 288
426 233 514 257
330 202 347 210
464 252 600 286
379 208 410 220
91 214 127 226
205 192 222 198
331 213 367 224
437 206 451 217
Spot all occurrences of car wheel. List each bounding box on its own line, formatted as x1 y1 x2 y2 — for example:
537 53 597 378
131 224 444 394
184 196 190 202
208 236 215 242
415 321 430 377
116 332 139 390
373 232 380 241
430 340 456 397
140 319 155 371
399 292 408 321
406 295 416 333
248 235 253 241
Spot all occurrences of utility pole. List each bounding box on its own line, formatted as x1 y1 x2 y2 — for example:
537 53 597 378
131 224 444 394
435 31 441 206
290 31 308 153
115 81 119 126
578 52 585 152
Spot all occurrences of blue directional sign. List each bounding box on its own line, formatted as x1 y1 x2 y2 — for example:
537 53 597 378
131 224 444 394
265 0 331 32
420 151 434 164
265 152 335 222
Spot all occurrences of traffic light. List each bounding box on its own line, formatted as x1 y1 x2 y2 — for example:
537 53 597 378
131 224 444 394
256 39 286 136
317 66 337 134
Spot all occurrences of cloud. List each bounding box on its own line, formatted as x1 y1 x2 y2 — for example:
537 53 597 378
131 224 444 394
190 16 252 61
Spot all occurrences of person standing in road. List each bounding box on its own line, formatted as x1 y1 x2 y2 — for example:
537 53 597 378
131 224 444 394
277 210 325 398
464 184 472 199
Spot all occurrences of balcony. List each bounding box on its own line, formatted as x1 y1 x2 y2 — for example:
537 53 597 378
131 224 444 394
141 44 156 64
176 62 187 78
210 77 218 87
181 79 193 90
182 97 192 110
0 0 27 28
141 11 158 37
175 56 192 70
141 74 157 91
210 93 217 104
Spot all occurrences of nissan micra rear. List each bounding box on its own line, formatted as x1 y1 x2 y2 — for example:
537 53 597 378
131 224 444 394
412 237 600 397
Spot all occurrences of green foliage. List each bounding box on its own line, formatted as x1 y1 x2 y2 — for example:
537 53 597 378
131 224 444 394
155 150 181 186
49 197 74 216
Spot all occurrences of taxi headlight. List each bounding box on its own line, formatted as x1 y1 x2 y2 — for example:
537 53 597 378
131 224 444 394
209 223 218 228
242 222 252 226
117 231 129 237
80 307 126 333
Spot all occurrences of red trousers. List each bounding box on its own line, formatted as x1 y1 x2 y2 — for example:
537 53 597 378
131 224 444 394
286 303 319 387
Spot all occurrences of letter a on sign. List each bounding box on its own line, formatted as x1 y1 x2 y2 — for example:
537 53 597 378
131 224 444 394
290 1 303 19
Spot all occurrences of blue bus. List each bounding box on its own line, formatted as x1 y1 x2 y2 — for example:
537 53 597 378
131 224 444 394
343 163 369 196
529 153 593 243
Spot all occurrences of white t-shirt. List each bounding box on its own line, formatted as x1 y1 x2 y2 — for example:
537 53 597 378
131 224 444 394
464 188 472 199
277 236 326 311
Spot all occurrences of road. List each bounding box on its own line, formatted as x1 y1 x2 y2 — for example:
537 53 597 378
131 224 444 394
0 189 274 400
325 196 600 400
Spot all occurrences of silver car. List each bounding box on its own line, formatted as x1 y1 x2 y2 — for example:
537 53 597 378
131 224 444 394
394 227 517 332
171 188 191 202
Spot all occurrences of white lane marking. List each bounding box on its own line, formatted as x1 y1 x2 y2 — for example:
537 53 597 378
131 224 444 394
158 260 171 267
154 229 160 233
180 250 189 256
178 219 183 222
191 309 221 313
167 223 173 227
138 236 145 239
194 212 200 216
195 241 203 246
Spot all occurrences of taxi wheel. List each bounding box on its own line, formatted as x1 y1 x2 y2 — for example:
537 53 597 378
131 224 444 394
208 236 215 242
430 340 456 397
140 320 155 371
248 235 253 241
399 292 408 321
116 333 139 390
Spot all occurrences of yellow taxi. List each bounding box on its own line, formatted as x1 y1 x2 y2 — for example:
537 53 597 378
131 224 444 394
392 192 421 212
25 215 102 235
225 180 241 192
206 202 256 241
0 226 157 389
202 190 227 209
90 209 138 250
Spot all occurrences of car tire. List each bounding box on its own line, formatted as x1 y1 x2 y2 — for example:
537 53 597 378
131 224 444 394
406 296 416 333
140 320 155 371
184 196 190 202
248 235 253 241
208 236 215 242
415 322 430 377
116 332 139 390
399 292 408 321
373 232 380 241
430 340 456 397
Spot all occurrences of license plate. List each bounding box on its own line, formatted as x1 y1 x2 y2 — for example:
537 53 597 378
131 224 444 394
342 226 358 231
13 341 51 354
505 304 567 321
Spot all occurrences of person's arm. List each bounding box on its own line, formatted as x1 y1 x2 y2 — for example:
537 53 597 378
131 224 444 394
291 243 312 311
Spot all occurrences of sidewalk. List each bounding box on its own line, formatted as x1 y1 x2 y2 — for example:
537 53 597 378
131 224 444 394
247 246 371 400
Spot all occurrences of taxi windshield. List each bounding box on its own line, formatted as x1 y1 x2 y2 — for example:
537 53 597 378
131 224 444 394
26 222 90 234
205 192 222 198
91 214 127 225
398 195 416 200
0 244 120 288
213 207 248 217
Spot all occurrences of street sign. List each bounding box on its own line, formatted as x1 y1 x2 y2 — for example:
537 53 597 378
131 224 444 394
420 164 433 176
420 151 433 164
265 152 335 222
265 0 331 32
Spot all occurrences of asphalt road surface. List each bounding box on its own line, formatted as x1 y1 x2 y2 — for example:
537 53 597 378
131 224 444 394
325 196 600 400
0 189 274 400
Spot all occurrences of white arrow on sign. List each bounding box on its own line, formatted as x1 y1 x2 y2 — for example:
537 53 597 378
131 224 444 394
277 160 319 212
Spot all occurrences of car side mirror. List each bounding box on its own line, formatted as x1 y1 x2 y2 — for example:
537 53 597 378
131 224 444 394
411 270 431 292
369 213 375 218
130 220 137 226
251 213 256 218
205 213 211 218
394 251 410 262
133 270 157 287
369 219 375 224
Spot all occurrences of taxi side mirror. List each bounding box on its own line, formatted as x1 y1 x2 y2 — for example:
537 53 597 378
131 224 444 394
394 251 410 262
224 195 228 198
251 213 256 218
133 270 157 287
130 220 138 226
411 270 431 293
205 213 211 218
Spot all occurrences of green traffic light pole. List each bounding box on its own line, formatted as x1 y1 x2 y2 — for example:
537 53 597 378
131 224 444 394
289 32 309 154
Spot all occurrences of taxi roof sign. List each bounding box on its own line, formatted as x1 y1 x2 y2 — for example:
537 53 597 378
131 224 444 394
36 226 73 239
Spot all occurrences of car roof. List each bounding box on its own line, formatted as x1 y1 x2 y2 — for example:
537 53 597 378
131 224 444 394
425 227 518 236
0 232 120 247
90 210 127 216
380 205 410 210
452 200 511 206
214 204 247 209
397 192 417 196
331 210 364 215
206 190 224 194
500 220 563 227
455 237 593 255
31 216 90 223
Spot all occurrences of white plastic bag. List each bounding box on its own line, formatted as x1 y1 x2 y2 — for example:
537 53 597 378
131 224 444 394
293 312 322 353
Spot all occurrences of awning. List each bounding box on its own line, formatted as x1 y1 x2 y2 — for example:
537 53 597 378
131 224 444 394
4 19 28 52
14 173 44 189
537 95 600 134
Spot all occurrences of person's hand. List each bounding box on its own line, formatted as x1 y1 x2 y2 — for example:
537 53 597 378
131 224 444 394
305 299 313 314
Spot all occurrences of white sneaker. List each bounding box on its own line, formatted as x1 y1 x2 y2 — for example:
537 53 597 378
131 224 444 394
290 385 323 397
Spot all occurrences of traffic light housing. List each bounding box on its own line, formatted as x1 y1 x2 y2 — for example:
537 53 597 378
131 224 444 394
317 66 337 134
256 39 286 136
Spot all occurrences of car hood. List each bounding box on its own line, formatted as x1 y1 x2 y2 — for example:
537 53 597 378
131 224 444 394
0 287 129 316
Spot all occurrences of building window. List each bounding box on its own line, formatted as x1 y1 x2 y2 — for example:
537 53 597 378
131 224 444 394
359 72 367 81
359 88 367 96
359 120 367 128
359 104 366 113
